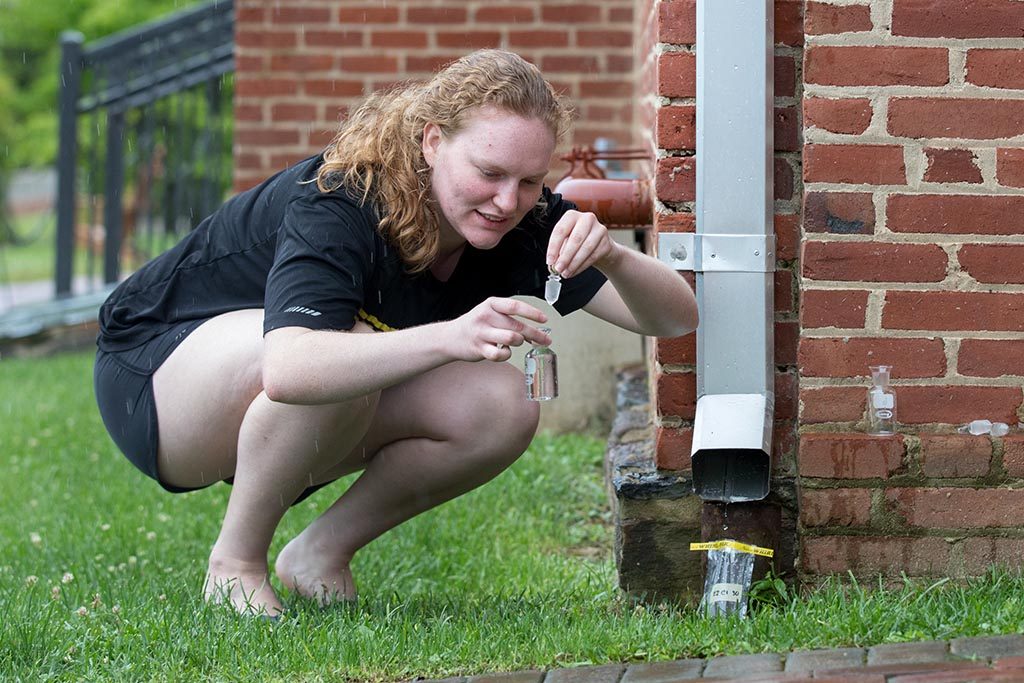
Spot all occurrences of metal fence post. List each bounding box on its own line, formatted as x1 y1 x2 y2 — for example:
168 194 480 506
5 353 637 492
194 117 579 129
103 111 125 284
56 31 84 298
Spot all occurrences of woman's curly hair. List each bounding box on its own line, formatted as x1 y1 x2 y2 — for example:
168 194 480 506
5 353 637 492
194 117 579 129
316 49 574 273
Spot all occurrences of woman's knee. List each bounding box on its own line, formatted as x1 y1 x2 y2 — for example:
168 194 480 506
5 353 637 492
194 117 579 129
452 363 539 453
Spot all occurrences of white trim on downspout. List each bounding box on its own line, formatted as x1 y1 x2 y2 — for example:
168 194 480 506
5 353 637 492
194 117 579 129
658 0 775 502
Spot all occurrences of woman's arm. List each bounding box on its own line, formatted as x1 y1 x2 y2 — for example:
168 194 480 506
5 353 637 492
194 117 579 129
547 210 698 338
262 297 551 405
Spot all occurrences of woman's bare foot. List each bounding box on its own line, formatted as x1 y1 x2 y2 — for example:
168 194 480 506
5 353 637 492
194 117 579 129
275 535 357 606
204 555 284 617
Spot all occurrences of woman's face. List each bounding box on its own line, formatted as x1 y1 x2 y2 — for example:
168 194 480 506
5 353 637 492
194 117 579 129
422 106 556 253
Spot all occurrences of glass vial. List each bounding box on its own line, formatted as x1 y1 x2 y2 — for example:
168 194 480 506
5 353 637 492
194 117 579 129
544 268 562 306
867 365 897 435
525 327 558 401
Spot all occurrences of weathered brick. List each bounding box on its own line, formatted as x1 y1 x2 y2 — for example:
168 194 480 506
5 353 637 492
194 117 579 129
655 426 693 471
406 6 467 23
540 3 603 23
967 49 1024 89
799 488 873 527
474 6 535 23
884 291 1024 332
405 55 462 75
959 244 1024 285
804 192 875 234
658 51 696 98
541 55 601 74
997 149 1024 188
269 53 334 73
775 0 805 47
919 435 992 478
775 55 797 98
655 157 696 202
799 433 906 479
800 386 867 423
305 79 365 98
1002 436 1024 476
888 194 1024 235
578 30 633 48
896 385 1022 424
776 371 799 420
801 241 946 282
798 337 946 378
371 31 429 49
775 213 800 261
892 0 1024 39
887 488 1024 528
304 29 364 48
923 148 983 184
804 98 873 136
269 103 318 122
234 127 301 146
655 370 696 419
654 334 695 366
804 144 907 185
800 289 869 329
656 105 695 150
340 56 399 73
962 537 1024 574
776 107 800 153
235 30 298 49
437 31 503 49
776 158 795 200
805 46 948 87
269 6 331 23
805 2 873 35
654 211 695 234
889 98 1024 139
775 271 795 314
507 30 570 48
337 6 399 23
773 420 799 476
959 339 1024 377
658 0 696 44
801 536 952 576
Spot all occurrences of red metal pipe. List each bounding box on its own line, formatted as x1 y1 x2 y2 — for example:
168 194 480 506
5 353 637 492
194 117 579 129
554 146 653 228
553 176 652 228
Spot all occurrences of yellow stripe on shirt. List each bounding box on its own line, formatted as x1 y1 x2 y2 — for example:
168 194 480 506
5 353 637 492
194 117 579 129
357 308 395 332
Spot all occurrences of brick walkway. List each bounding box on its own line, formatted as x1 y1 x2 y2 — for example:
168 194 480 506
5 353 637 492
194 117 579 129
413 634 1024 682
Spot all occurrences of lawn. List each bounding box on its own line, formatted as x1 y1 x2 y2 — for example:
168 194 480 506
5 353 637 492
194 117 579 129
3 351 1024 682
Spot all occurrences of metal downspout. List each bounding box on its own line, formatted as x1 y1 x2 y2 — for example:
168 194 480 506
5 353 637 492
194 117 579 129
659 0 775 502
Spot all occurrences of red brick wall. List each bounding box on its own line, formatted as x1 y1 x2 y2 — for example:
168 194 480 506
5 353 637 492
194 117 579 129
798 0 1024 580
641 0 803 482
233 1 637 192
641 0 1024 583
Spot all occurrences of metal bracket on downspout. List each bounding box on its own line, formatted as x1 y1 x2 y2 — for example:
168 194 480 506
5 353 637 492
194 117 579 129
659 233 775 273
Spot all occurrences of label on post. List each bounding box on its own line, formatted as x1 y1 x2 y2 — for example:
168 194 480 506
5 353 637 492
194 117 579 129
708 582 743 603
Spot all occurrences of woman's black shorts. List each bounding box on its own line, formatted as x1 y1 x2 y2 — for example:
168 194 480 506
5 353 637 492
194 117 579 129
94 318 331 504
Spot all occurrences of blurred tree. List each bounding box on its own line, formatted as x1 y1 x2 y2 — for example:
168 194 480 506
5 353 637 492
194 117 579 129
0 0 202 171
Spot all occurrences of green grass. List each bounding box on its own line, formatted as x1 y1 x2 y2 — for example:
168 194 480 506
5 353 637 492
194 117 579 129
3 352 1024 682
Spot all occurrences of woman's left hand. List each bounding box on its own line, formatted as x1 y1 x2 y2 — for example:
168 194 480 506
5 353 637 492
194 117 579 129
545 209 620 278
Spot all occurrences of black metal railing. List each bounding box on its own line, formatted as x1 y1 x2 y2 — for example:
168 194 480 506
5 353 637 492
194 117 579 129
55 0 234 297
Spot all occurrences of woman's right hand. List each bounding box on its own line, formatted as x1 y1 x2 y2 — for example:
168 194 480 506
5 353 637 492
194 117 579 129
447 297 551 362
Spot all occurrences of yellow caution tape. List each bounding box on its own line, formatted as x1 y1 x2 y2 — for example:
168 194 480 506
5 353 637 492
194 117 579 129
689 540 775 558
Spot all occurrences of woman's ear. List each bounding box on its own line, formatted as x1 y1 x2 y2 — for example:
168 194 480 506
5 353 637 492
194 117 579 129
421 122 441 168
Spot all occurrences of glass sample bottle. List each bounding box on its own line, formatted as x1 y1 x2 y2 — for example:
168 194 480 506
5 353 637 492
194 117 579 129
867 365 897 435
525 327 558 401
545 268 562 306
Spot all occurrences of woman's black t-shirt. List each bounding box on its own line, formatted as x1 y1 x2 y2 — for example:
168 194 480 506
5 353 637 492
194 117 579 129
97 154 606 351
